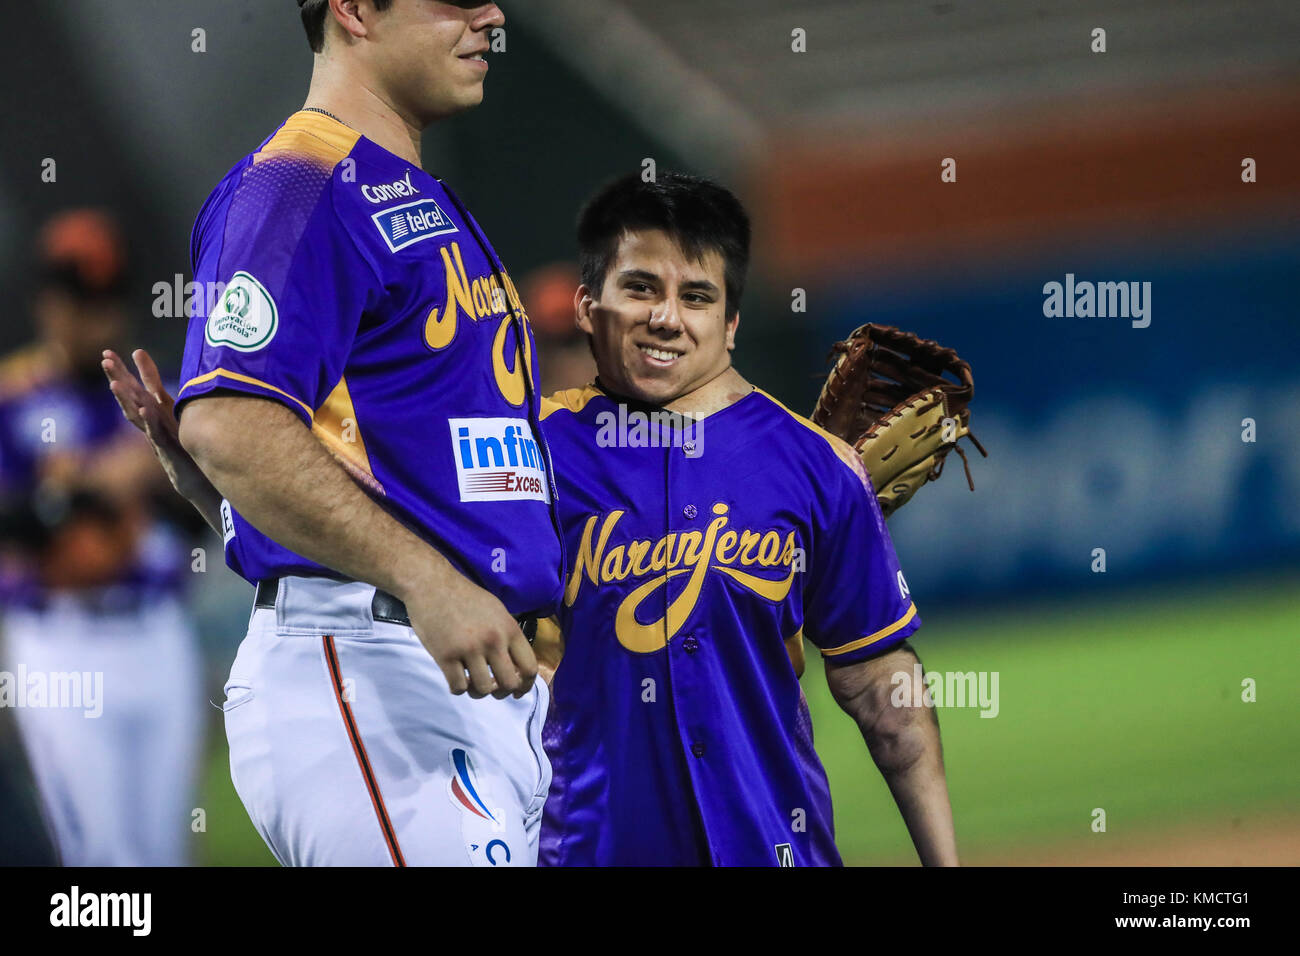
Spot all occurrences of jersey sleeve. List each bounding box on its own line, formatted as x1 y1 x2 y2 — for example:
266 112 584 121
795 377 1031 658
176 152 373 427
801 442 920 665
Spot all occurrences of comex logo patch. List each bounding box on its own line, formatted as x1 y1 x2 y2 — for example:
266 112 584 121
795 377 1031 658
372 197 459 253
361 170 420 204
449 417 550 503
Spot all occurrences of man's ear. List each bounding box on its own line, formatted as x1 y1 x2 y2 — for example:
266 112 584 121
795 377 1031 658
329 0 370 41
574 285 595 335
725 311 741 351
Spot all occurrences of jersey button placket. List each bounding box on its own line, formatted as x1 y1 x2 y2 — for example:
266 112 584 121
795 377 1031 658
682 634 699 655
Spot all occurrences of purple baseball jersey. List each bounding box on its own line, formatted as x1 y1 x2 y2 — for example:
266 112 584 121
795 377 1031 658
537 385 920 866
176 111 563 617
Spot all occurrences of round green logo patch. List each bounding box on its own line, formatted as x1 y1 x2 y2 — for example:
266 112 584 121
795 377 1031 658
205 271 278 352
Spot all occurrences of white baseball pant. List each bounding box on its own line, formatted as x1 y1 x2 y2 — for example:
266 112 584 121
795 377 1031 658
222 576 551 866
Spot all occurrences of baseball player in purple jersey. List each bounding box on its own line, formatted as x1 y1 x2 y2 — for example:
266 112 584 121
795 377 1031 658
109 0 560 866
534 173 959 866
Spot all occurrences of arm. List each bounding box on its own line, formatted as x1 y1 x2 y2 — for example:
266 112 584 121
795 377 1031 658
102 349 224 534
178 392 535 700
825 642 959 866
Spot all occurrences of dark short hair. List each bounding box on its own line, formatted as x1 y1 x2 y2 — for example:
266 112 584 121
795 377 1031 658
299 0 394 53
576 172 751 319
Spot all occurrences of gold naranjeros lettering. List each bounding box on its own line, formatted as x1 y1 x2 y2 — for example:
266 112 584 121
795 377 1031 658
424 243 536 406
565 503 800 653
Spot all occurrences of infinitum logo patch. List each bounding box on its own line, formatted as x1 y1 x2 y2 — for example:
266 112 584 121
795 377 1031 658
372 198 459 252
449 418 550 503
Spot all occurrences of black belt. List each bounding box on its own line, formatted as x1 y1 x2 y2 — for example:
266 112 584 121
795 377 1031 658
254 578 538 642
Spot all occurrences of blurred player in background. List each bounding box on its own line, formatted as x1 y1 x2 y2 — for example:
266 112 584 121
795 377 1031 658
0 210 201 866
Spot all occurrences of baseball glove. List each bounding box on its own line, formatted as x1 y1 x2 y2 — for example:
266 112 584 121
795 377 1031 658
811 323 986 518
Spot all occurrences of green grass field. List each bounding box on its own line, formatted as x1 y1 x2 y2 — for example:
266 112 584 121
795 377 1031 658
807 575 1300 864
194 574 1300 866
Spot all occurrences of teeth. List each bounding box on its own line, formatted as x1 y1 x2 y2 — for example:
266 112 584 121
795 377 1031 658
639 346 680 361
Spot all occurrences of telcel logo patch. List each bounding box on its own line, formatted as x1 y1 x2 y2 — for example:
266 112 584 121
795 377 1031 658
372 198 458 253
449 418 550 503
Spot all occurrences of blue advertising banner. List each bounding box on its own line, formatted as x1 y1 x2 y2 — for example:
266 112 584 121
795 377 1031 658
821 231 1300 601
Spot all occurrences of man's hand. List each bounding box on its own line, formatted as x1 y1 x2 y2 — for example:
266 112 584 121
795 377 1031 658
101 349 224 533
404 576 538 700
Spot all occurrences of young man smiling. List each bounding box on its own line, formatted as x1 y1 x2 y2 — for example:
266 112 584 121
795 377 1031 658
536 173 959 866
